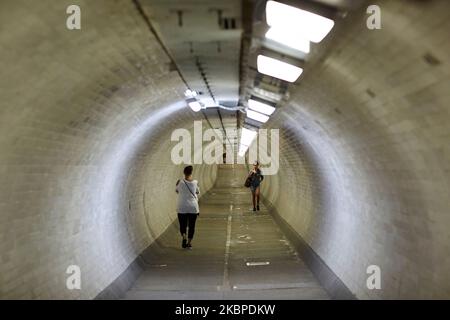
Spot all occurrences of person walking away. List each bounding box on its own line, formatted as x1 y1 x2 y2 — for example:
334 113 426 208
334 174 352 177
175 165 200 249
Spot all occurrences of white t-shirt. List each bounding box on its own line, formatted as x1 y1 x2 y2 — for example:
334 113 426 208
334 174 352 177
176 179 200 214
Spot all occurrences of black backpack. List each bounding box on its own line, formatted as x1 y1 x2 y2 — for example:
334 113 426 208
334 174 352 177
244 174 253 188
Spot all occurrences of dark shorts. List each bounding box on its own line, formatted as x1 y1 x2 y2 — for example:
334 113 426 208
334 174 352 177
250 184 260 192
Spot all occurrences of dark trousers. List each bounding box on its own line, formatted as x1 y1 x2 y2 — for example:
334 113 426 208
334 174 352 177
177 213 198 239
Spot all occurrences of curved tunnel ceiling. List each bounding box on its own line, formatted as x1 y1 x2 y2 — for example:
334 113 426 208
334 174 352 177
0 0 449 300
144 0 243 107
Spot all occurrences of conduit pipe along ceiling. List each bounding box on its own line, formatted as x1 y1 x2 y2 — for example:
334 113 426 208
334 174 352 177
239 0 336 157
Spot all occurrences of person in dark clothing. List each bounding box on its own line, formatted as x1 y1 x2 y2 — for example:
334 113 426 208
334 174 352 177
175 165 200 249
247 161 264 211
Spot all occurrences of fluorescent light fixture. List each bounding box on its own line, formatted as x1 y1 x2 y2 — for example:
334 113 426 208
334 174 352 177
239 127 258 157
240 127 257 147
247 109 270 123
266 1 334 43
238 144 248 157
265 27 310 53
184 89 198 98
257 55 303 83
248 99 276 116
188 101 202 112
253 87 283 101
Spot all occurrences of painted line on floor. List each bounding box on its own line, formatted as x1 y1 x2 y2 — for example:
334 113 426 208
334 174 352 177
220 205 233 291
246 261 270 266
232 282 320 290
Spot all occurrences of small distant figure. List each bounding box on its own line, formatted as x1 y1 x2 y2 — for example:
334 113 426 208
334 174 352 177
175 165 200 249
246 161 264 211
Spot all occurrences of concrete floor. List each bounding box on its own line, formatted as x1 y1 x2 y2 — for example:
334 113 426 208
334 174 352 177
124 165 329 299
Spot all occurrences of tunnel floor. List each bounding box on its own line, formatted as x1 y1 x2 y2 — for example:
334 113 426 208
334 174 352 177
124 165 328 299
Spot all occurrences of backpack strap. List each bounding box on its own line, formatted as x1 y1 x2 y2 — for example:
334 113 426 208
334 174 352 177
183 179 197 199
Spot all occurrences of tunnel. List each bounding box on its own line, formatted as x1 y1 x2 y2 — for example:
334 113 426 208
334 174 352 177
0 0 449 300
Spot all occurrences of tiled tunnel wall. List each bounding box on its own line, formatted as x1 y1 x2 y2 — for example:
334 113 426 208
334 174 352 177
0 0 449 299
0 0 217 299
260 0 450 299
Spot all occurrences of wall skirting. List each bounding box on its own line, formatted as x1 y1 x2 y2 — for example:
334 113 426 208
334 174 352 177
262 197 356 300
95 223 179 300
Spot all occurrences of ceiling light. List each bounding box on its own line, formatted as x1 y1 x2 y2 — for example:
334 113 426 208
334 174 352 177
188 101 202 112
248 99 276 116
240 127 257 147
247 109 270 123
184 89 197 98
257 55 303 83
238 144 248 157
266 1 334 43
265 27 310 53
253 87 283 101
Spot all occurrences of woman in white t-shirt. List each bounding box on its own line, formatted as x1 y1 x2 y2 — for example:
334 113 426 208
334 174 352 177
175 165 200 249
